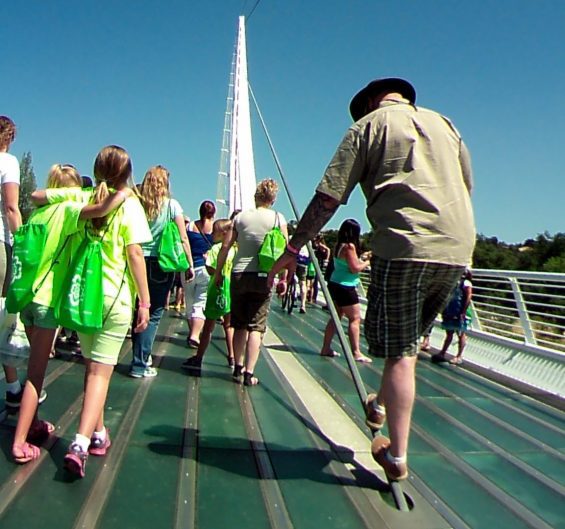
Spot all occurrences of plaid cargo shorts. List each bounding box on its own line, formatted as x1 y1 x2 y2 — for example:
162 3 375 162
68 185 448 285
365 258 464 358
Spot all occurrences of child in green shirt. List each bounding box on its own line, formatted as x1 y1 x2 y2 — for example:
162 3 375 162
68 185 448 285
12 163 131 464
182 219 236 370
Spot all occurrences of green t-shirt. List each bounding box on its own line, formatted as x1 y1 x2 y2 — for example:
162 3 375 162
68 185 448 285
28 201 83 307
46 188 153 306
205 242 236 277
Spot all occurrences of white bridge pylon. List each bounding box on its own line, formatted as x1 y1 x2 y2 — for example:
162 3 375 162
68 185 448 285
216 16 257 218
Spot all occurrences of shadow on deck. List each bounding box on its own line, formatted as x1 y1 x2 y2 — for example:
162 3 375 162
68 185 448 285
0 304 563 529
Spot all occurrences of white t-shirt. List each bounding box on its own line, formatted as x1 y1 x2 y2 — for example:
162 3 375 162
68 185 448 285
0 152 20 245
232 207 287 273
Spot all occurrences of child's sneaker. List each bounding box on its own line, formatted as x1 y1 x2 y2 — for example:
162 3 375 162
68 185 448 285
5 388 47 409
143 367 158 378
89 431 112 456
64 443 88 478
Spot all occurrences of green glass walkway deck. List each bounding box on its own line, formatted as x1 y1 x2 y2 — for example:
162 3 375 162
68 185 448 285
0 303 563 529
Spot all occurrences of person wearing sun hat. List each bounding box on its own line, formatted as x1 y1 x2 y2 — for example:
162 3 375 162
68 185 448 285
269 76 475 481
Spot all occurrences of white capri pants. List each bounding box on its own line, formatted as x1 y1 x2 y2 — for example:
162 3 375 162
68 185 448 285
181 265 209 320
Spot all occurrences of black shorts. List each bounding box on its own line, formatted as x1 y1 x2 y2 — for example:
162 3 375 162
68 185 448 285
296 264 308 281
230 272 272 333
328 281 359 307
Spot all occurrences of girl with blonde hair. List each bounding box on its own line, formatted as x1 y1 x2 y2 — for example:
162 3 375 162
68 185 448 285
129 165 193 378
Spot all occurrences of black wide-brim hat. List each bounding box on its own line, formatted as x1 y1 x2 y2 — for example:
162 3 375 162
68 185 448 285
349 78 416 122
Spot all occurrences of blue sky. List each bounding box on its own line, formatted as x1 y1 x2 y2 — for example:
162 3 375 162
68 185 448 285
3 0 564 244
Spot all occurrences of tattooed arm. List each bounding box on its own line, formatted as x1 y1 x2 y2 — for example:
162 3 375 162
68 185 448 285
289 192 340 249
268 192 340 286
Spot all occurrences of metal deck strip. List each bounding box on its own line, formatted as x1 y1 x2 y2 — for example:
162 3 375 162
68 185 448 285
174 375 199 529
303 307 565 445
0 335 138 519
0 394 83 516
0 352 81 423
289 312 565 523
274 306 565 527
261 338 404 529
260 343 393 529
415 369 565 460
267 311 473 529
261 326 452 529
236 384 295 529
308 305 565 421
72 319 177 529
416 357 565 436
417 395 565 496
410 422 556 529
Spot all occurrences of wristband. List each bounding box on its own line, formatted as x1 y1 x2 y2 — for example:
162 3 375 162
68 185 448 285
286 243 300 255
139 301 151 309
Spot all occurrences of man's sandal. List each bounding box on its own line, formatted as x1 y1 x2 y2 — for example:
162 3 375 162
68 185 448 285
364 393 386 430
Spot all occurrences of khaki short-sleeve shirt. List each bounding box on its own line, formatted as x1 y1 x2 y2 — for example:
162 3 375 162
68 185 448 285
317 100 476 265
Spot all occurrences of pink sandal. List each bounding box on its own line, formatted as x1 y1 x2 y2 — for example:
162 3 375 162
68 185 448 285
26 420 55 445
12 442 41 464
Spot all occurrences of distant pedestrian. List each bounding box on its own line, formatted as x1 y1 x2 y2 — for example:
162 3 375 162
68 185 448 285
182 218 236 370
183 201 215 349
130 165 193 378
431 270 473 365
319 219 372 363
214 178 287 386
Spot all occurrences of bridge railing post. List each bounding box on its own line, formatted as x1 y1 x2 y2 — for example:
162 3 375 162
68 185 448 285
509 276 537 345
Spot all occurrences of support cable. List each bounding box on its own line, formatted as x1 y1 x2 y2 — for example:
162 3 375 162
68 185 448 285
246 0 263 20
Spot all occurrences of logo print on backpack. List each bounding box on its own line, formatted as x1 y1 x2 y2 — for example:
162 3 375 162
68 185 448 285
69 274 82 307
11 256 22 283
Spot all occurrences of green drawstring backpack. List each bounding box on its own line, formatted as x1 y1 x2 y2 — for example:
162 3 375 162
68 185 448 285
55 209 125 334
257 212 286 272
6 206 62 314
203 277 231 320
158 201 190 273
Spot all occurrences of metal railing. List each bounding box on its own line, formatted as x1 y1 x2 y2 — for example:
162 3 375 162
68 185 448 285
359 268 565 356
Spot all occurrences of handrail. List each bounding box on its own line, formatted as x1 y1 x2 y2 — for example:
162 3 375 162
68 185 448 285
359 268 565 356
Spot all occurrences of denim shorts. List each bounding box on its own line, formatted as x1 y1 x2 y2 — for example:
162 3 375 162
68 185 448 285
20 302 59 329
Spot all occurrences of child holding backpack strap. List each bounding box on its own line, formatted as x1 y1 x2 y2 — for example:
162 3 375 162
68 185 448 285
12 164 132 464
182 218 237 370
32 146 151 477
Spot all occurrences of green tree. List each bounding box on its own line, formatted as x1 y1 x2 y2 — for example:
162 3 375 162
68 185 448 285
542 256 565 273
18 152 37 222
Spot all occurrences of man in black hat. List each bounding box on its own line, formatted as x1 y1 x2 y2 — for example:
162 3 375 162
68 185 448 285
269 77 475 481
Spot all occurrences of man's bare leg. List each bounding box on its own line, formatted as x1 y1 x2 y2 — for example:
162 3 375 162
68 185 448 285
379 356 417 458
